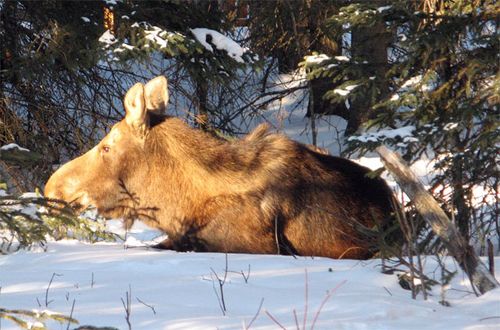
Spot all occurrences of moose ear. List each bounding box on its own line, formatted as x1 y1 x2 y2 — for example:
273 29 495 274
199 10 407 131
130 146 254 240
124 82 147 130
144 76 169 114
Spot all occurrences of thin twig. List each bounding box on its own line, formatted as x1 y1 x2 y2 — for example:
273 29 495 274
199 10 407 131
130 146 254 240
265 310 287 330
66 299 76 330
210 254 229 315
120 285 132 330
310 280 347 330
45 272 62 307
137 297 156 315
303 269 308 330
244 298 264 330
228 264 251 283
479 316 500 322
274 215 280 254
293 309 300 330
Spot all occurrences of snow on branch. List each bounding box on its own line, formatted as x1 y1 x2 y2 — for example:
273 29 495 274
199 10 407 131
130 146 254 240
190 28 248 63
348 126 418 143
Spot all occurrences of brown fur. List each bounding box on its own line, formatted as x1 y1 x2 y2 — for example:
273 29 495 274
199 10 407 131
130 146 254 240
45 77 394 259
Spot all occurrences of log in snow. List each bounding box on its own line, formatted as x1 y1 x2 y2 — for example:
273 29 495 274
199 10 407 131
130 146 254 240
376 145 499 295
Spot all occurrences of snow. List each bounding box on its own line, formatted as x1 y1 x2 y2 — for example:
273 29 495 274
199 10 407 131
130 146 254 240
19 204 39 218
304 54 331 64
114 44 135 53
334 84 359 96
334 55 350 62
191 28 248 63
344 99 350 109
344 84 359 91
348 126 418 143
444 122 459 131
400 73 438 92
1 143 30 152
20 192 41 199
390 94 400 101
99 30 118 47
401 75 423 89
377 6 392 13
144 26 169 49
26 322 44 329
334 88 350 96
1 222 499 330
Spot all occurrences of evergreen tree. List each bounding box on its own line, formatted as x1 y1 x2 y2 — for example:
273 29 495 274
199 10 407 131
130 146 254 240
101 0 256 130
303 0 499 247
247 0 393 136
0 0 254 189
1 0 127 189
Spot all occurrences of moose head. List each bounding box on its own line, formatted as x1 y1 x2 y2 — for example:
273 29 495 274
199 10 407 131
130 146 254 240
45 76 169 220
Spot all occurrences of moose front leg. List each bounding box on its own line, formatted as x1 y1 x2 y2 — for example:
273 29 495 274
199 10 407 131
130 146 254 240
150 237 176 250
150 228 209 252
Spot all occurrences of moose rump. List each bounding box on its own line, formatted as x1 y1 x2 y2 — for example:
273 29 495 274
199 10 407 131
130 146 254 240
44 76 394 259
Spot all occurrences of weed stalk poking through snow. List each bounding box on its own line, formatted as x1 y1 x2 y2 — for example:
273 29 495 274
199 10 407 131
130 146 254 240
265 269 347 330
121 285 132 330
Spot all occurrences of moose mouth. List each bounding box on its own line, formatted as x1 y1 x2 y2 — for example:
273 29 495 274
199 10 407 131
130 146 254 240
61 192 98 215
67 196 115 220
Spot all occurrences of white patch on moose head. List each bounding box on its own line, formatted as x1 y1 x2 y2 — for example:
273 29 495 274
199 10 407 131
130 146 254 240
67 177 78 186
107 125 123 145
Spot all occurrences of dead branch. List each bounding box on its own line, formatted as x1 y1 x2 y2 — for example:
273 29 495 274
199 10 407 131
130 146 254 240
376 145 499 295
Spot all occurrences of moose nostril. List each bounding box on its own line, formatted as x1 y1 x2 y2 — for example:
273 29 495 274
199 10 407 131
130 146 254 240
45 190 64 206
44 181 68 205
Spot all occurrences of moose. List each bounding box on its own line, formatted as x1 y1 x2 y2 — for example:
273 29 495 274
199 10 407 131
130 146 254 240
45 76 396 259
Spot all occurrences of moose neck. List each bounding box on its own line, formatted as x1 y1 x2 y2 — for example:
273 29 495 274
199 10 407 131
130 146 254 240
137 117 237 223
148 117 230 177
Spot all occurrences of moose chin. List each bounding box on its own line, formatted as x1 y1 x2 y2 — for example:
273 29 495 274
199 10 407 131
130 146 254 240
45 76 396 259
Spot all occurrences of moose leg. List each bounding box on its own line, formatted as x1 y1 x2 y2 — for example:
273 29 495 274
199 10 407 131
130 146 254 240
150 237 175 250
195 194 278 254
150 229 209 252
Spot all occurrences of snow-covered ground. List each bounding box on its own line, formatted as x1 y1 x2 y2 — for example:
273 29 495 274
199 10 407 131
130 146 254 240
1 221 499 330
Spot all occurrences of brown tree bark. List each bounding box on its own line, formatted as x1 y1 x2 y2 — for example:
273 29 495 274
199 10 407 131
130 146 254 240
347 21 391 135
305 1 349 121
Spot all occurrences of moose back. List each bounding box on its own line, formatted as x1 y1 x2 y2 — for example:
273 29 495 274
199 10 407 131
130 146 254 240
45 76 394 259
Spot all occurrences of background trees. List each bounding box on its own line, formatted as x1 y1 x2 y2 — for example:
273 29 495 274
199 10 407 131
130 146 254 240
1 0 253 191
303 0 498 249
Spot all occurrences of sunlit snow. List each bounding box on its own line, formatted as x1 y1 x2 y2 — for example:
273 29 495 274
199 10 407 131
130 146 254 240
191 28 248 63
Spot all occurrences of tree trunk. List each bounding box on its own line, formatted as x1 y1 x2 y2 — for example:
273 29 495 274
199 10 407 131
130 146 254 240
305 1 349 119
376 145 499 295
195 79 209 131
348 19 391 135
